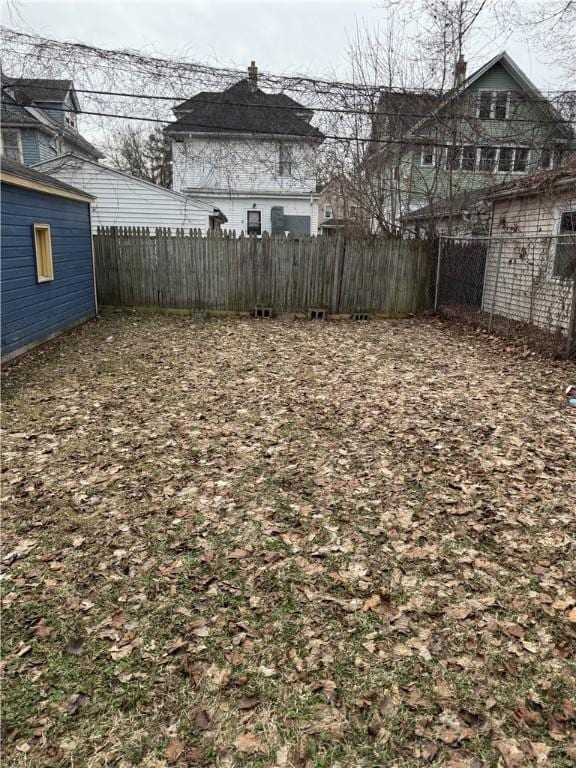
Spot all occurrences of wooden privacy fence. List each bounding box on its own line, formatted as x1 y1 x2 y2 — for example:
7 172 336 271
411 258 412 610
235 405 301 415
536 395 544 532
93 227 435 315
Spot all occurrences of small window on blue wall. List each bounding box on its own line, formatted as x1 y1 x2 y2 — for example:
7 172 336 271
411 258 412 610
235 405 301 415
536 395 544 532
34 224 54 282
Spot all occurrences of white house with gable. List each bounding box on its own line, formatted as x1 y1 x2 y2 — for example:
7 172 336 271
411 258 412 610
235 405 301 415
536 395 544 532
165 62 325 235
33 153 226 232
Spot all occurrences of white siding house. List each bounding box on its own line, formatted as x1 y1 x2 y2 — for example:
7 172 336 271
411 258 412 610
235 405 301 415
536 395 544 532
32 154 224 232
166 62 325 235
482 174 575 334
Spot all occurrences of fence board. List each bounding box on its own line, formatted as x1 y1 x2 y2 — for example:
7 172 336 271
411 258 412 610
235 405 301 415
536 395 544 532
93 227 434 316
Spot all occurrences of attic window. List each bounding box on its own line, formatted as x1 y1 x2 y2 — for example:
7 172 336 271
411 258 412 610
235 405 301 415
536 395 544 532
477 91 509 120
65 110 76 129
34 224 54 282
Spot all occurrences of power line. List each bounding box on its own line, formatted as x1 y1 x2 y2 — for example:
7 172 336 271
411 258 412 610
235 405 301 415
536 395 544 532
2 81 574 130
16 102 574 151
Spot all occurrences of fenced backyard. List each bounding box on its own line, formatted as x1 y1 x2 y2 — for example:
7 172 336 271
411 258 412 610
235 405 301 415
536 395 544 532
3 314 575 767
435 234 576 357
93 228 435 317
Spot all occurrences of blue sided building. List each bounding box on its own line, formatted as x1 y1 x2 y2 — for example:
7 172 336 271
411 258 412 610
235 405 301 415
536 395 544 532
1 158 97 361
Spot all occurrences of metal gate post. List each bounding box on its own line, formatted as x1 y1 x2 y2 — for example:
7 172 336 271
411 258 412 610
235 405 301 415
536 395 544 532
488 238 504 331
434 235 442 311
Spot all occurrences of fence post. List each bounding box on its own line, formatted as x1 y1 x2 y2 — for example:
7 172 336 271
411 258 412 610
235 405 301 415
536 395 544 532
331 234 346 315
566 279 576 359
488 238 504 331
434 236 443 311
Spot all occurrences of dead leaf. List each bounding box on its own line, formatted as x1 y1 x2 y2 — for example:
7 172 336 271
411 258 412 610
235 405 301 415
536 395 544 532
233 732 262 753
493 738 524 767
238 694 259 710
194 709 211 730
164 738 185 762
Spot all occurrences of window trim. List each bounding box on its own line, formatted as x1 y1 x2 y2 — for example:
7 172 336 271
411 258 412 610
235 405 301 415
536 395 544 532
420 145 436 167
34 224 54 282
1 128 23 163
496 146 531 174
538 148 558 171
549 207 576 283
246 209 262 236
278 143 293 177
476 89 510 120
324 204 333 220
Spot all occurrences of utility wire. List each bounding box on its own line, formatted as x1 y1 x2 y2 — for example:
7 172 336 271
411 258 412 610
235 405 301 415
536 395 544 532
19 102 574 150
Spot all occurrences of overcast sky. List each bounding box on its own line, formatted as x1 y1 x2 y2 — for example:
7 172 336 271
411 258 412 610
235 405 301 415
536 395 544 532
0 0 567 91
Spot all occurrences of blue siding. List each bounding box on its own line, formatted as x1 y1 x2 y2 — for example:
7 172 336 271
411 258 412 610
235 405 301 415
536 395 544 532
38 132 58 162
1 183 96 358
20 129 42 165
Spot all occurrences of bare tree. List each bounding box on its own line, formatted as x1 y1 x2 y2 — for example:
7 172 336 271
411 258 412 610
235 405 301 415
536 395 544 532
103 124 172 188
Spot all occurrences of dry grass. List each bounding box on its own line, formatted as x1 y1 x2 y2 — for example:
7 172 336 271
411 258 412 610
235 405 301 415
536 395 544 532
2 313 575 768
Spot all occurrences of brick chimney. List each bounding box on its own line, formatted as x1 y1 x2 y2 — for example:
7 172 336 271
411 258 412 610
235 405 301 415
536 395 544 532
248 60 258 87
455 55 467 87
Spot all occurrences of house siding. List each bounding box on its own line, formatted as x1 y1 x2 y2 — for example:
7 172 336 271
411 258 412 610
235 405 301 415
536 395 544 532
404 63 570 211
19 129 42 166
199 195 319 235
1 183 96 359
172 138 317 195
34 157 215 232
482 189 575 333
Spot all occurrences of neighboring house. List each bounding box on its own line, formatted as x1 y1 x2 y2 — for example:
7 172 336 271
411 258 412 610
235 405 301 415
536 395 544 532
370 51 574 228
1 159 97 361
402 187 493 237
33 154 227 232
318 176 367 236
1 76 102 166
165 62 325 235
482 169 575 335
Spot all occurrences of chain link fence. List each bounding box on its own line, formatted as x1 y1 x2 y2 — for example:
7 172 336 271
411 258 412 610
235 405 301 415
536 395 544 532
435 234 576 358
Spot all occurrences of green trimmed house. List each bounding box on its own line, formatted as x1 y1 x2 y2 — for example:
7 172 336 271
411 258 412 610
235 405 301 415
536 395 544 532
371 51 574 232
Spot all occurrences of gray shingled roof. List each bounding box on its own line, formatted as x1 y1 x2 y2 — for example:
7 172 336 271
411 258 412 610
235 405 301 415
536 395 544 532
1 157 95 199
166 80 324 139
4 78 74 104
1 87 103 160
373 92 443 140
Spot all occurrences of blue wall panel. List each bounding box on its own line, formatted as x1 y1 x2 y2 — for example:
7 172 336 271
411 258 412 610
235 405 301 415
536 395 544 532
1 183 96 358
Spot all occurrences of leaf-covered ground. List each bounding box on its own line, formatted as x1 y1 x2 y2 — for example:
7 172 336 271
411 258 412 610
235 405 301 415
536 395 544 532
2 313 575 768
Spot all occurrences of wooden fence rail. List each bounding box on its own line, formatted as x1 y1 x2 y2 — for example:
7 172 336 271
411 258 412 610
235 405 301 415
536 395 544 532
93 227 435 315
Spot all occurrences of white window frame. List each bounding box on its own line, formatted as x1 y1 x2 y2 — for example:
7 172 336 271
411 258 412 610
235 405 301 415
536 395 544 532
420 146 436 167
496 146 530 174
549 207 576 283
324 204 333 219
246 209 262 236
478 145 497 172
65 110 77 129
278 144 293 177
493 91 510 120
34 224 54 283
476 90 510 120
538 148 556 171
0 129 23 163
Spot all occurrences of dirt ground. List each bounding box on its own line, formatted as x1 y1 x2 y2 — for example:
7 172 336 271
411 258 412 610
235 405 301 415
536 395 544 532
2 313 575 768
